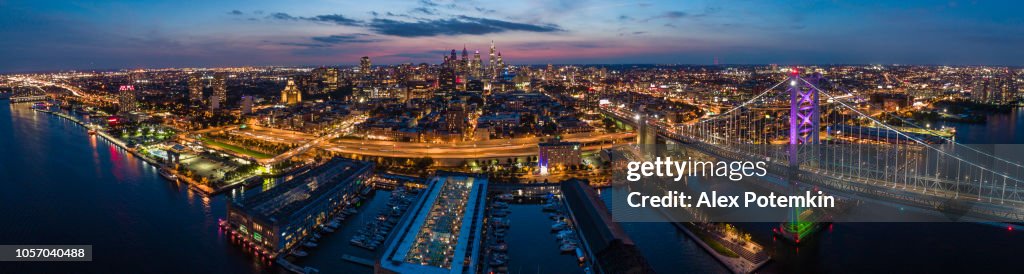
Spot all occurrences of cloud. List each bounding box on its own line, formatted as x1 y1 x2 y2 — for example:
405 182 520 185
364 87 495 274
411 7 437 15
228 10 243 16
306 14 362 26
269 12 298 20
310 33 379 44
367 16 561 37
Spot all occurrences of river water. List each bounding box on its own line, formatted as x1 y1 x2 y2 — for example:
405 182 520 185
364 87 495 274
3 101 1024 273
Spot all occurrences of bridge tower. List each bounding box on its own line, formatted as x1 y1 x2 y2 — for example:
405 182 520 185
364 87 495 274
780 69 822 244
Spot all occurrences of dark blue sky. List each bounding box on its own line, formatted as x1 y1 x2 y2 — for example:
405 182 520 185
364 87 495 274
1 0 1022 72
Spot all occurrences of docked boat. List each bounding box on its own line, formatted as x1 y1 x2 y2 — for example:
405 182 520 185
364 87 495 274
490 242 508 252
87 128 97 135
291 249 308 257
560 243 576 252
551 222 567 231
322 227 335 233
159 169 177 181
303 241 318 248
497 193 514 201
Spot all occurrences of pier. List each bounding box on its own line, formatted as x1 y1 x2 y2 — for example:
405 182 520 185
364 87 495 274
9 95 48 103
340 254 374 267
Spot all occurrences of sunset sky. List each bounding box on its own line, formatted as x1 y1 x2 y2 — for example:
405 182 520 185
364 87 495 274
1 0 1022 72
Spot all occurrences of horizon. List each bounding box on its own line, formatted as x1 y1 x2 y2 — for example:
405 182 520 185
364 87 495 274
2 0 1022 73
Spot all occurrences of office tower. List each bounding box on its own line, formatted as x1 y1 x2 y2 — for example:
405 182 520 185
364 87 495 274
212 72 227 107
240 95 253 114
488 40 496 78
461 45 469 74
281 79 302 105
439 52 457 92
472 50 482 79
188 73 203 102
209 94 220 110
496 52 504 76
117 84 138 113
325 67 340 92
360 56 371 76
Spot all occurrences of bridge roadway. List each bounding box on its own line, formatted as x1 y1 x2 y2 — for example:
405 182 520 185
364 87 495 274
223 124 635 162
602 105 1024 222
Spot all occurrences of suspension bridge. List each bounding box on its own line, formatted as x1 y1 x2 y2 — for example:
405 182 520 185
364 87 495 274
602 69 1024 242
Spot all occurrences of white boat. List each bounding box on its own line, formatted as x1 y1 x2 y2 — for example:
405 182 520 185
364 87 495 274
291 249 308 257
303 241 318 248
551 222 567 231
560 243 576 252
322 227 335 233
159 169 178 181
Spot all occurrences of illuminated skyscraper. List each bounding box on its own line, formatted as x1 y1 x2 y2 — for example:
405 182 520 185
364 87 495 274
117 84 138 113
471 50 482 79
360 56 371 76
212 72 227 107
281 79 302 105
488 40 496 78
188 73 203 102
439 52 457 92
460 45 469 74
325 67 340 91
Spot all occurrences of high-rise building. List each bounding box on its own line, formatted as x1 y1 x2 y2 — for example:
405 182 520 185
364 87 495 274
240 95 253 114
281 79 302 105
488 40 497 78
188 73 203 102
439 52 457 92
209 95 220 110
325 68 340 92
471 50 483 79
117 84 138 114
461 45 469 74
212 72 227 107
360 56 371 76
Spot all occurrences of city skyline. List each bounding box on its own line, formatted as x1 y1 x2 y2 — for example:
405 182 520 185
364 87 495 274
2 0 1023 73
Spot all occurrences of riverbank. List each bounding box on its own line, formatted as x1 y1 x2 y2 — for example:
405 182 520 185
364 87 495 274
32 107 232 195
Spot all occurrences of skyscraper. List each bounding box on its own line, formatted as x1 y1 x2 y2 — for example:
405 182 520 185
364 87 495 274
360 56 371 76
188 73 203 102
281 79 302 105
461 45 469 74
325 67 339 91
240 95 254 114
117 84 138 114
488 40 496 78
472 50 482 79
212 72 227 107
439 52 457 92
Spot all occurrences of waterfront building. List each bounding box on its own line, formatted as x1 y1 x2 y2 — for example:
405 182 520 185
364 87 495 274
117 84 138 113
376 172 488 274
226 158 374 258
538 140 582 174
560 179 654 273
281 79 302 105
212 72 227 107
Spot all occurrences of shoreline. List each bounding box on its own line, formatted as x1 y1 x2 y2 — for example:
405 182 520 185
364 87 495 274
32 107 225 195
